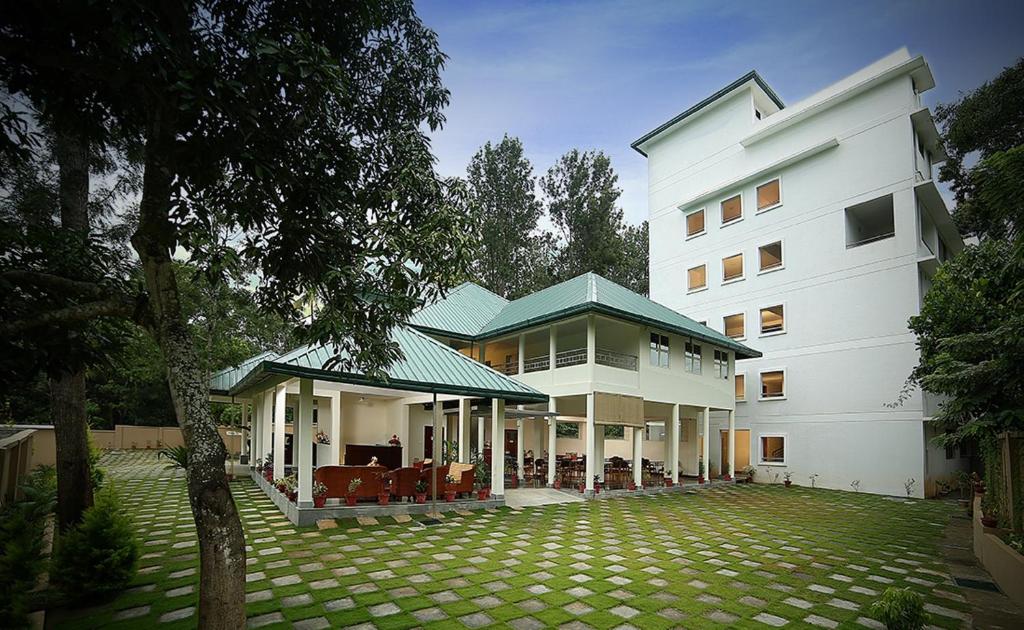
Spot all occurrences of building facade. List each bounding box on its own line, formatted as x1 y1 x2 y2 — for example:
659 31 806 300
636 49 965 497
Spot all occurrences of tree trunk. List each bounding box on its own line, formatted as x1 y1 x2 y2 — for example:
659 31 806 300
132 109 246 628
47 370 93 530
50 125 94 530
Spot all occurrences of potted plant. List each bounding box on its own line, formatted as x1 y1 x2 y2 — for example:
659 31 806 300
697 461 705 485
377 479 391 506
388 434 402 447
783 472 792 488
345 477 362 506
742 465 755 484
553 477 561 490
475 465 491 500
313 481 328 508
578 480 586 493
981 493 998 528
664 469 673 487
414 479 428 504
262 453 274 481
274 477 288 494
593 475 602 494
413 459 423 470
444 474 457 502
628 480 637 491
286 475 298 502
315 431 330 445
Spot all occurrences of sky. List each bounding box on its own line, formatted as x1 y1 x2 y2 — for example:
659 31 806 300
416 0 1024 226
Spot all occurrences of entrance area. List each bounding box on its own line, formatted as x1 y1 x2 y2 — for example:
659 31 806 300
721 429 751 474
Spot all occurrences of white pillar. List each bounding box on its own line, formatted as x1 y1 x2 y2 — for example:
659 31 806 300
547 398 557 486
586 314 596 365
516 417 525 480
399 404 411 467
491 399 505 496
549 325 557 371
585 392 595 492
595 425 605 482
632 425 643 488
518 334 526 375
728 409 736 479
671 405 681 484
297 378 314 506
702 406 711 484
241 401 251 460
477 415 485 458
273 384 287 479
251 397 261 468
262 389 273 464
458 399 471 463
330 391 342 466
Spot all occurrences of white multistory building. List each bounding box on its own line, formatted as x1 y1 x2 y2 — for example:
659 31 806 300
635 49 966 498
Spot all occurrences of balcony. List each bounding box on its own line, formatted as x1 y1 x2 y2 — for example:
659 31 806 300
513 347 638 373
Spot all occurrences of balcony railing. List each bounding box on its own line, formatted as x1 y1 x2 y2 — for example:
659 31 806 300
595 347 638 371
846 231 895 249
555 348 587 368
523 355 550 373
493 347 640 374
492 360 518 376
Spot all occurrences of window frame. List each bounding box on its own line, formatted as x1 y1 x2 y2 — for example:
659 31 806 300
719 192 744 226
721 251 745 284
713 349 729 379
758 368 787 401
649 332 670 369
723 312 746 341
684 340 702 375
685 208 706 240
735 373 746 402
757 240 785 274
755 176 783 213
686 263 708 293
758 302 787 337
758 432 788 466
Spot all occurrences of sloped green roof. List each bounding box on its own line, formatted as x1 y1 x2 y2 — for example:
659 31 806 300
209 351 280 395
218 326 546 403
407 282 508 338
411 273 761 359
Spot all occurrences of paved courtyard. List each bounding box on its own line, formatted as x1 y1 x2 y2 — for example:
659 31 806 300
57 451 972 629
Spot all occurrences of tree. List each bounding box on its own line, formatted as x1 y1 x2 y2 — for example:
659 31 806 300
541 149 648 294
908 58 1024 529
465 135 552 298
2 1 472 625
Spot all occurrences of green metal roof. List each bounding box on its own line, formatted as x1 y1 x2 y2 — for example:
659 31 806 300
216 325 547 403
407 282 508 339
209 351 280 395
411 273 761 360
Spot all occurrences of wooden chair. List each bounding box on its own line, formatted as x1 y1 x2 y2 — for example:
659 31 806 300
314 466 383 500
384 467 420 501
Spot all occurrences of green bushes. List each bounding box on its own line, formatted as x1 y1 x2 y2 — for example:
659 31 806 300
0 466 57 628
51 487 139 601
870 587 928 630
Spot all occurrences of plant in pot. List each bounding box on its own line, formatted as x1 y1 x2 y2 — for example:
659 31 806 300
593 475 602 494
628 479 637 491
262 453 274 481
378 479 391 506
506 454 519 489
444 474 458 502
664 469 673 487
345 477 362 507
980 493 998 528
742 465 755 484
475 465 491 500
414 479 428 504
274 477 288 494
697 461 705 485
783 472 792 488
312 480 328 508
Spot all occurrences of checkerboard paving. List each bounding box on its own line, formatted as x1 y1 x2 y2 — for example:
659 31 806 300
59 451 971 629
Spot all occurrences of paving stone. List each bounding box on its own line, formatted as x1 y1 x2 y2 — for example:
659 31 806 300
323 597 355 611
518 599 547 612
509 616 544 630
158 607 195 623
368 602 401 617
282 593 313 608
459 612 494 628
247 612 284 628
271 574 301 587
740 595 768 607
413 607 448 622
165 585 194 598
430 590 460 603
923 603 970 620
754 612 790 626
707 610 739 624
805 614 840 628
245 589 273 603
292 617 330 630
609 605 639 619
112 605 150 620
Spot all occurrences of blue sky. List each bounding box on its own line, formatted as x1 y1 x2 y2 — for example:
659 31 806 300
416 0 1024 225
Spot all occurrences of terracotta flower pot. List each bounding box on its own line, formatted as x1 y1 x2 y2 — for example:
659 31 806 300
509 477 518 489
981 515 998 528
723 474 732 481
345 495 357 507
664 479 673 487
477 489 488 500
378 494 390 506
628 482 637 491
288 491 297 502
784 480 792 487
444 491 456 502
415 493 426 504
579 483 585 494
594 484 601 494
698 476 705 484
313 496 326 508
553 479 561 490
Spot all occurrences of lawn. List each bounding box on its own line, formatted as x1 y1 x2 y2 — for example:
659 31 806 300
56 451 971 629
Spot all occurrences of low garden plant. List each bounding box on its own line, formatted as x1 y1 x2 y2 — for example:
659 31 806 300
870 587 928 630
0 466 56 627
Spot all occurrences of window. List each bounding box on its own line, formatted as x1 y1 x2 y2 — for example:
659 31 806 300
684 341 701 374
686 209 705 238
721 194 743 224
760 305 785 335
649 333 670 368
759 435 786 464
724 313 745 339
645 424 665 441
845 194 895 248
714 350 729 379
687 264 706 292
556 422 579 438
760 370 785 399
756 178 781 211
604 425 625 439
722 253 744 282
735 374 746 401
759 241 783 272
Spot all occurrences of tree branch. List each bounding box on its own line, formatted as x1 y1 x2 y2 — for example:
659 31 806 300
0 295 137 337
1 270 107 299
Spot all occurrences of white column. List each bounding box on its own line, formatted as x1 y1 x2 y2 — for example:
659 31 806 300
251 397 261 468
400 404 411 467
728 409 736 479
549 325 557 371
702 406 711 484
297 378 314 506
547 398 557 486
585 392 595 492
586 314 596 365
273 384 287 479
516 417 525 480
671 405 681 484
330 391 342 466
518 334 526 375
595 425 605 482
262 389 273 464
458 398 471 463
477 416 485 458
491 399 505 496
632 425 643 488
241 401 251 460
